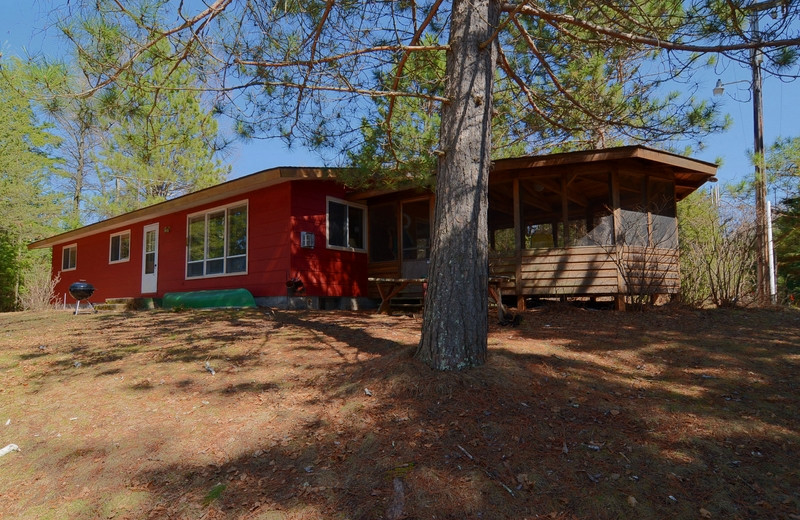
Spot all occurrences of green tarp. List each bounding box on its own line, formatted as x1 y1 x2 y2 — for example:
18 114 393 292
162 289 256 310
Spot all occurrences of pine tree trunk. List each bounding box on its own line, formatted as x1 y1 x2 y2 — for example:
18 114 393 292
415 0 499 370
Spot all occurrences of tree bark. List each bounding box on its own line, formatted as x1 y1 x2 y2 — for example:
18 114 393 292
415 0 499 370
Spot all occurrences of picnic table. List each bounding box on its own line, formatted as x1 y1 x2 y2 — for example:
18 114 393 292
368 275 514 315
368 277 427 314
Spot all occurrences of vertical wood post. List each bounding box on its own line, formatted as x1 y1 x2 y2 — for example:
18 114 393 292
561 173 569 247
513 178 524 310
610 167 625 309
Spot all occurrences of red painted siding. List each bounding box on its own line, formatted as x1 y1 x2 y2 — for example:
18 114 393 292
53 181 303 303
289 180 369 298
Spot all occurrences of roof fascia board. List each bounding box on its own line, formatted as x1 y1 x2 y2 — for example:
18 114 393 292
29 167 337 250
493 145 717 176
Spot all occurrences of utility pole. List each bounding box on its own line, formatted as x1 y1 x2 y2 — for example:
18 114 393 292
750 9 770 305
748 0 788 304
715 1 783 304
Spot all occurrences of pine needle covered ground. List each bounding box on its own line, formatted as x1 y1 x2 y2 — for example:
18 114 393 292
0 305 798 519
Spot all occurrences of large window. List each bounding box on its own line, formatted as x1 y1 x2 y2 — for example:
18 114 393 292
187 202 248 278
109 231 131 263
327 198 366 251
62 244 77 271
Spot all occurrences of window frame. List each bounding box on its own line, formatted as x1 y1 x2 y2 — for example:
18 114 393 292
185 200 249 279
109 230 131 264
326 197 368 253
61 243 77 271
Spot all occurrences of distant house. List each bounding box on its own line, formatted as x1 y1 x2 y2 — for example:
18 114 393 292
29 146 716 310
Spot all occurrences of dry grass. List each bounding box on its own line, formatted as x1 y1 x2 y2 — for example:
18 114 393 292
0 305 798 519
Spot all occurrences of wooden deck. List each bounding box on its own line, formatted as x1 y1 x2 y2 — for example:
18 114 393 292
490 245 679 303
370 245 679 310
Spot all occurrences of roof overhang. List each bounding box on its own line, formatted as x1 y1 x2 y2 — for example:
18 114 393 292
28 166 338 250
351 146 717 202
492 145 718 201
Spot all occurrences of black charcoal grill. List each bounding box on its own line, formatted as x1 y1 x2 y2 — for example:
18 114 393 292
69 280 97 315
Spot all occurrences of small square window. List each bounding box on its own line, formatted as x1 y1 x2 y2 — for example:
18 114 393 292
326 198 367 252
110 231 131 263
62 244 77 271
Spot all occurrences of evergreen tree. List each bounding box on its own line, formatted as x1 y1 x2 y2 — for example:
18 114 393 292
0 59 62 311
764 137 800 301
766 136 800 200
88 40 230 218
774 197 800 302
24 61 107 228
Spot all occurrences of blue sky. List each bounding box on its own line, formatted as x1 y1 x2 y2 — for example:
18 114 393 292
3 2 799 189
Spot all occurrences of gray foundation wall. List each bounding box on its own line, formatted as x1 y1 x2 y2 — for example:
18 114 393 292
255 296 379 311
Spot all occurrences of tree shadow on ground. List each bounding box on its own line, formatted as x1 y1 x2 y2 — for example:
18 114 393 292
2 306 798 520
116 308 800 518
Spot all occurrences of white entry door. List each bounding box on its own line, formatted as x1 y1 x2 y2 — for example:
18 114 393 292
141 223 159 294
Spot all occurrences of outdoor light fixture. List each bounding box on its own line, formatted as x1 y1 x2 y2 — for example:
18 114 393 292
712 78 751 97
713 79 725 96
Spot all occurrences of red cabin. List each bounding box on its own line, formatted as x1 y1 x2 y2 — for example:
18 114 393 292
28 146 717 310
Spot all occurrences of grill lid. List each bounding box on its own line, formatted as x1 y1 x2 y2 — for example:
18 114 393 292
69 281 95 300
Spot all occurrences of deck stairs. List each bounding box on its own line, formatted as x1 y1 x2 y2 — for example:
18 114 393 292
92 297 156 312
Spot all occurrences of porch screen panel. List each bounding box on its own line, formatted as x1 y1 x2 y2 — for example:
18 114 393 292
562 199 588 247
577 207 614 246
649 179 677 248
618 173 648 246
489 182 515 254
402 200 430 260
573 172 613 247
520 178 560 249
368 203 398 261
525 223 556 249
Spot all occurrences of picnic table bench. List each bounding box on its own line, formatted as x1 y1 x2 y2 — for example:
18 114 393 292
368 276 515 316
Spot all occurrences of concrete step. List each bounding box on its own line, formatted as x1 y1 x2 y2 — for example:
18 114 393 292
94 303 130 312
105 297 135 305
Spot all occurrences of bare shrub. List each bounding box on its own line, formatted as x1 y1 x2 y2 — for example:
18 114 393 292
17 261 60 311
679 194 756 307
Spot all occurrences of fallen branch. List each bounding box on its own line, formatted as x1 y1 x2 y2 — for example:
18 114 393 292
456 444 515 497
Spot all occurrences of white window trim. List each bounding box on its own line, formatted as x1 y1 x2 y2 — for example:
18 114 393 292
109 230 131 264
185 200 249 280
326 197 368 253
61 243 77 271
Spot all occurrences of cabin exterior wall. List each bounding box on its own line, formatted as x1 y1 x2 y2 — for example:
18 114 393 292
289 180 369 298
51 180 368 304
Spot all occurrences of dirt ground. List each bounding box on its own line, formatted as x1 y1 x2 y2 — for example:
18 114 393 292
0 304 798 520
